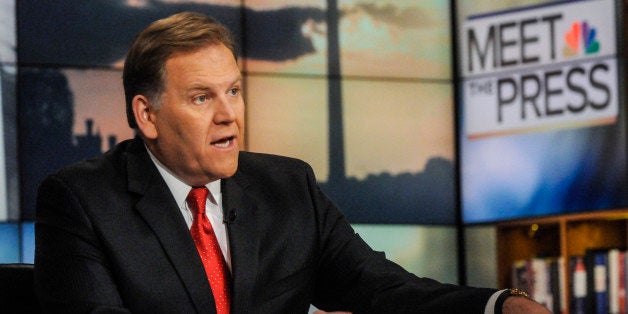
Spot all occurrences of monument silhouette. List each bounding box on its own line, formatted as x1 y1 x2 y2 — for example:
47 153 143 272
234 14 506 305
318 0 455 224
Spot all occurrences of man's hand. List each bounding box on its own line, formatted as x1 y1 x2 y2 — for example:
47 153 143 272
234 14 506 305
502 296 551 313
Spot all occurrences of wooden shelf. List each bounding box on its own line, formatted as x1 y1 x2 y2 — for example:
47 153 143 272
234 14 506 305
496 209 628 312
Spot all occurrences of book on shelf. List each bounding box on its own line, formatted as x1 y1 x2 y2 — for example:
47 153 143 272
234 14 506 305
584 249 608 314
582 247 628 314
511 256 564 313
570 255 587 314
609 249 620 314
515 248 628 314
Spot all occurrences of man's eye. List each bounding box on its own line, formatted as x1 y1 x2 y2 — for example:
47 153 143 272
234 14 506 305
193 95 207 104
228 88 239 96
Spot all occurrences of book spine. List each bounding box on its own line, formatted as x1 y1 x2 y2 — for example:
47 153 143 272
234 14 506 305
610 249 620 314
619 251 626 314
594 252 608 314
572 256 587 314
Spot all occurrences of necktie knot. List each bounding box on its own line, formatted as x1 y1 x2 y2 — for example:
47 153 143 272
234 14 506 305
187 187 209 216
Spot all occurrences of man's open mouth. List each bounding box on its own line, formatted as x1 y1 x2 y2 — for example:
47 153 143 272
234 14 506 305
211 136 235 148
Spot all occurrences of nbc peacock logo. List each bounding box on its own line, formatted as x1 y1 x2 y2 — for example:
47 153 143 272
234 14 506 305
563 21 600 57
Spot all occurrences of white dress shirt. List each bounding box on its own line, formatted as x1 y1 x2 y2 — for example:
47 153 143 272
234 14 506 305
146 147 231 270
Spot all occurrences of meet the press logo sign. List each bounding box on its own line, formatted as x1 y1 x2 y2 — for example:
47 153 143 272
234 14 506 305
461 0 618 139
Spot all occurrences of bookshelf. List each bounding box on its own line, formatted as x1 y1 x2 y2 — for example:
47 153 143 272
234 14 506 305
496 209 628 312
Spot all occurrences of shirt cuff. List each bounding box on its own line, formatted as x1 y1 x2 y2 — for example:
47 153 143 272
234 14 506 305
484 289 507 314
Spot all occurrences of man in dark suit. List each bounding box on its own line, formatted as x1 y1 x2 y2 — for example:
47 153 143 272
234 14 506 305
34 12 549 313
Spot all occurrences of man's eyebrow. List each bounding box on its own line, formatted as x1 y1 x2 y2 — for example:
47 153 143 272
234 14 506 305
184 73 243 92
186 84 212 93
230 75 243 86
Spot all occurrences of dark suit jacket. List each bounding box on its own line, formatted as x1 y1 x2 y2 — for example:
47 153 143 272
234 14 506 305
35 137 496 313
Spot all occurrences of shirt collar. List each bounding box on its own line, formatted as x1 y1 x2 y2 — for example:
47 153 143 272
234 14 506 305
145 145 221 209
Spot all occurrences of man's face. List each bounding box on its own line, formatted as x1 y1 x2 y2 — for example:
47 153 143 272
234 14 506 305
145 44 244 186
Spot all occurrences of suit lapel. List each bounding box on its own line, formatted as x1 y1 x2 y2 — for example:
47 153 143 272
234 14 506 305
125 138 216 313
222 174 260 313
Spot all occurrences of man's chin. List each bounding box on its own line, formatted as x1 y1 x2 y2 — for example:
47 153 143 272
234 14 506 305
213 160 239 179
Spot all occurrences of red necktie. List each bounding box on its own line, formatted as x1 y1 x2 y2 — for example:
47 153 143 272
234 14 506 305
187 187 230 314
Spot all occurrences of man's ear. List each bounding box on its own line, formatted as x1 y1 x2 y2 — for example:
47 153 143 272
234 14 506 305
132 95 158 140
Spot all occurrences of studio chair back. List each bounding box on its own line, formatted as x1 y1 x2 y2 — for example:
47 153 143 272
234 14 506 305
0 263 40 313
